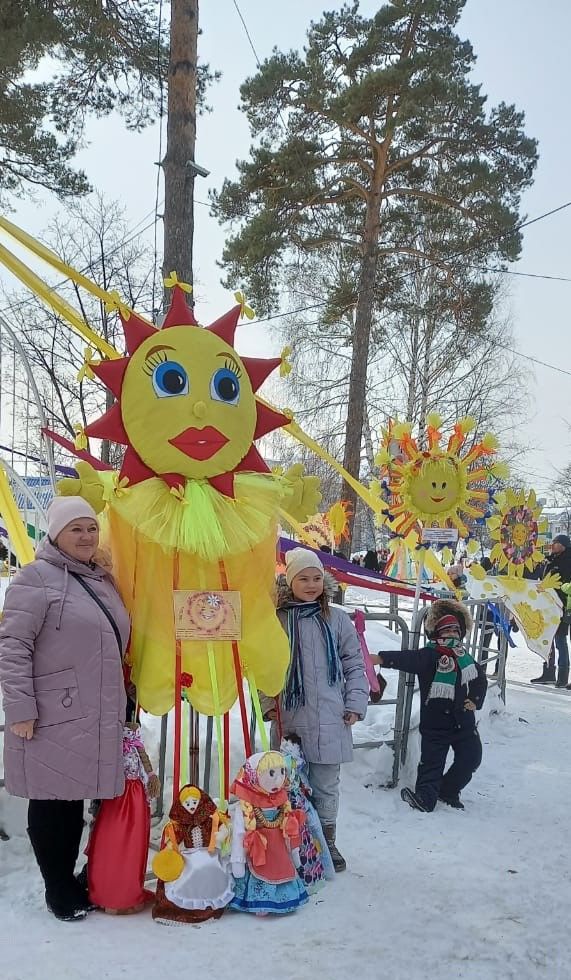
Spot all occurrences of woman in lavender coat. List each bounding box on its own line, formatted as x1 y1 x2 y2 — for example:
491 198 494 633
0 497 130 921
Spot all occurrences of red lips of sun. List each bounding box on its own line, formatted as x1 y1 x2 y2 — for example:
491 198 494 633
169 426 229 462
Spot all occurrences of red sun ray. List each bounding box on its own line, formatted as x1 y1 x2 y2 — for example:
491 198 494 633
92 358 129 398
254 403 290 440
235 445 270 475
121 311 157 355
242 357 281 393
206 306 240 346
41 427 114 471
85 403 129 445
162 472 186 492
119 446 157 487
209 472 236 498
161 285 198 329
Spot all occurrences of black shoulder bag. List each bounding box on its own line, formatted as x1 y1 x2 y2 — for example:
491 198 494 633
69 571 124 656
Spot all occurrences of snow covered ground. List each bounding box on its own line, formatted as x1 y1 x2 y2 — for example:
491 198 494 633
1 612 570 979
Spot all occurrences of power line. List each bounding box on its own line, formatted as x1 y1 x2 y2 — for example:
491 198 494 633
232 0 262 66
495 341 571 378
151 0 166 314
476 266 571 283
227 5 571 298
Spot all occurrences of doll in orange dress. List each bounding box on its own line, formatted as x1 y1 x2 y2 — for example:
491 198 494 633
87 723 160 913
230 751 308 915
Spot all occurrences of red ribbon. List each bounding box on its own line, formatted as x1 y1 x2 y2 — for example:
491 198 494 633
244 830 268 868
353 609 380 694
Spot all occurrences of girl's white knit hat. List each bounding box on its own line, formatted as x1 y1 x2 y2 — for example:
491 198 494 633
285 547 324 586
47 496 98 542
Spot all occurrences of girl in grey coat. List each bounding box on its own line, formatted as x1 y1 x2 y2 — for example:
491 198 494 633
263 547 368 872
0 497 130 921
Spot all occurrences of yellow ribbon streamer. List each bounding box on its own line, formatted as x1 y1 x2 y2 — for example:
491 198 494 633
0 241 120 360
247 671 269 752
0 216 156 327
0 464 34 566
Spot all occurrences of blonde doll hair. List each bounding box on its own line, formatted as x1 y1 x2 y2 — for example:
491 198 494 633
256 751 286 775
179 785 201 804
241 751 292 832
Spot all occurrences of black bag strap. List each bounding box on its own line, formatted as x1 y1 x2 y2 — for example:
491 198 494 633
69 571 123 656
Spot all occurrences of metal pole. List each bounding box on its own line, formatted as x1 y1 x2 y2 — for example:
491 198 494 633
154 714 169 822
0 314 57 490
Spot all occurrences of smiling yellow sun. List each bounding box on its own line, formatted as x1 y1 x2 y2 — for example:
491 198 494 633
56 284 321 718
375 414 507 537
86 286 287 496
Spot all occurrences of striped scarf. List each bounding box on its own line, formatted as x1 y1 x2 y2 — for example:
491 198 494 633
426 637 478 702
283 601 342 711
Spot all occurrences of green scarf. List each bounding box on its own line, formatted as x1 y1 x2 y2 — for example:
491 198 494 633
426 638 478 702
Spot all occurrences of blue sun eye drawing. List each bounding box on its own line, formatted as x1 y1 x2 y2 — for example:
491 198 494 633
152 360 189 398
210 366 240 405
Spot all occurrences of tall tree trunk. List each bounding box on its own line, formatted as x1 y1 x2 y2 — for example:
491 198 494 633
362 406 381 549
417 316 434 443
162 0 198 308
341 183 382 544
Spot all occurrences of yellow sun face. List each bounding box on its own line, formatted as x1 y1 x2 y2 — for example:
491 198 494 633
85 286 289 497
511 523 528 548
487 488 547 576
121 326 257 479
407 457 463 518
327 501 352 543
374 415 505 538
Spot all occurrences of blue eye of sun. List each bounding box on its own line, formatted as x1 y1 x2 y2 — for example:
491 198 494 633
210 367 240 405
152 361 189 398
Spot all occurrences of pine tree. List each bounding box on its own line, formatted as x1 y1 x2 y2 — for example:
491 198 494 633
213 0 538 539
0 2 213 202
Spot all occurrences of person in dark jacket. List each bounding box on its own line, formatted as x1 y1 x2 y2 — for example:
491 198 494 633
371 599 487 812
363 550 380 572
530 534 571 687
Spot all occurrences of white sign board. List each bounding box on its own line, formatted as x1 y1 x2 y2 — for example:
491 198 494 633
421 527 459 545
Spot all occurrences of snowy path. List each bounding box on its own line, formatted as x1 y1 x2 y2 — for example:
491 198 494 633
1 677 569 980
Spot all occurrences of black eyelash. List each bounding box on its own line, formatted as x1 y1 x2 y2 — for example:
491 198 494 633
225 357 242 378
143 350 168 376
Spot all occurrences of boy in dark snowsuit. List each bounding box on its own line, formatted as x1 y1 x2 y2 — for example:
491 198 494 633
372 599 487 812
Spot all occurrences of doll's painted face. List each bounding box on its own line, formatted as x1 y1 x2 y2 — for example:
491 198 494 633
257 764 286 794
180 793 200 813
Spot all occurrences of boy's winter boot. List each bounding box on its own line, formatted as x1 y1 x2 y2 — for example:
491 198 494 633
556 667 569 688
400 787 431 812
322 824 346 873
530 663 556 684
27 824 87 922
438 794 465 810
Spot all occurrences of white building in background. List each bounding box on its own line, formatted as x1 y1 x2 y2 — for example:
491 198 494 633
542 507 571 541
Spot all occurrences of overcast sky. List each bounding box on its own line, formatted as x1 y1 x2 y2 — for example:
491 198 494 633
2 0 570 499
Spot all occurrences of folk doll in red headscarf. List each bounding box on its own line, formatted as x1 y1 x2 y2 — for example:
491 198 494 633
152 785 233 925
230 750 308 915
